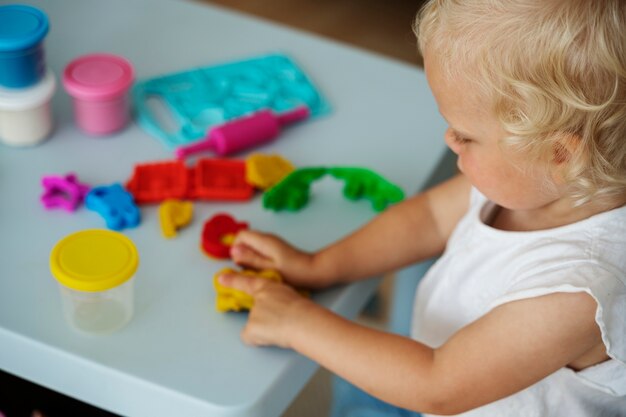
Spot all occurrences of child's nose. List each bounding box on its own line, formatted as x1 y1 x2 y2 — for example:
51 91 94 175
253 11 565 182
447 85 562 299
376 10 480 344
444 128 462 154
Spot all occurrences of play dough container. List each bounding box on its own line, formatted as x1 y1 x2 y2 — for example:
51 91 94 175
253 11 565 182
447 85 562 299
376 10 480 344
0 5 49 88
62 53 134 135
0 70 56 146
50 229 139 333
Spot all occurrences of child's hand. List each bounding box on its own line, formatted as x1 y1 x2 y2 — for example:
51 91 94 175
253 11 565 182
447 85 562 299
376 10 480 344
231 230 329 288
218 271 314 348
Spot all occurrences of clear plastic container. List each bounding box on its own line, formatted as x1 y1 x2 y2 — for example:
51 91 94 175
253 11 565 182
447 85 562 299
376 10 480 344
62 53 134 135
58 278 134 333
50 229 139 334
0 69 56 146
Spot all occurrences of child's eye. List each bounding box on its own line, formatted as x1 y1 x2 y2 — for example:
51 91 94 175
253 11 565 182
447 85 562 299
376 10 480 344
452 131 472 144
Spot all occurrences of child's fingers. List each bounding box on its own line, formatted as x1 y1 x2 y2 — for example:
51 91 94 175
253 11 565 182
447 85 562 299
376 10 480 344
241 325 268 347
218 272 268 295
233 229 270 250
230 243 275 270
233 230 285 258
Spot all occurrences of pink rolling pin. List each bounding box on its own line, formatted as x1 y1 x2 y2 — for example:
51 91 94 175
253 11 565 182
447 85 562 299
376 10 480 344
175 106 310 159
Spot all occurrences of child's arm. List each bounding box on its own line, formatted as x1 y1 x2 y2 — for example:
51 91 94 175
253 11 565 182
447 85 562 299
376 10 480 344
218 273 603 415
231 173 471 288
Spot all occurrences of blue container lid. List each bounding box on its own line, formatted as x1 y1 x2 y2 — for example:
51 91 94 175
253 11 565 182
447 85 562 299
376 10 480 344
0 5 49 52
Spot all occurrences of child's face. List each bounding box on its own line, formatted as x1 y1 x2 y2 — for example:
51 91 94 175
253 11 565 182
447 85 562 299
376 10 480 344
424 53 561 211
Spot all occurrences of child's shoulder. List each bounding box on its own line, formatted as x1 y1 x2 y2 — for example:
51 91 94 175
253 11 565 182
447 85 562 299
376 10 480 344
512 202 625 282
460 188 626 296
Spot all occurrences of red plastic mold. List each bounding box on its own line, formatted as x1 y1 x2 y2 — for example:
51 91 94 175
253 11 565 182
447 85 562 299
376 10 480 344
189 159 254 201
126 158 254 203
126 160 188 203
201 213 249 259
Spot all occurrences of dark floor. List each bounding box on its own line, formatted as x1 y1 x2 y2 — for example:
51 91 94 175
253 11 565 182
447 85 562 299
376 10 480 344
0 370 118 417
197 0 425 66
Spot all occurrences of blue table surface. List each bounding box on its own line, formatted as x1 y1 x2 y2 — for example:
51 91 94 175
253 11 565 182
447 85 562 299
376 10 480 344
0 0 448 416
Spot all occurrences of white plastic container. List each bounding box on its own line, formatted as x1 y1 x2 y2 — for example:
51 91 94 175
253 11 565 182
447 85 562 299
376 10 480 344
0 69 55 146
49 229 139 334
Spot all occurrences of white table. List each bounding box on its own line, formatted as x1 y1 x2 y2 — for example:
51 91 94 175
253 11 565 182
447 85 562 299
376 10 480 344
0 0 448 416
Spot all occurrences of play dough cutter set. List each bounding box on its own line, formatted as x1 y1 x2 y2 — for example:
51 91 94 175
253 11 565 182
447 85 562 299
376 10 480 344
1 4 408 333
132 53 332 148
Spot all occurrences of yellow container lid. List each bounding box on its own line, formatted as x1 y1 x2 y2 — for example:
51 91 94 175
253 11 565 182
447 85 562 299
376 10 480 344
50 229 139 292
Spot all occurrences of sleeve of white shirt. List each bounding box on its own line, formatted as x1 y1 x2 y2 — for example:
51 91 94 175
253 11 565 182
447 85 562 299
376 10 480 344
489 262 626 396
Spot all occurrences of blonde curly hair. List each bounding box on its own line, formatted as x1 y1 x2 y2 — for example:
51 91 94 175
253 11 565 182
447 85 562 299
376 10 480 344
416 0 626 204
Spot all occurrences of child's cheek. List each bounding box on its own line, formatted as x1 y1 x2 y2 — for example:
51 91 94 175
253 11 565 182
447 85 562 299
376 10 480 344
457 152 483 188
456 151 471 175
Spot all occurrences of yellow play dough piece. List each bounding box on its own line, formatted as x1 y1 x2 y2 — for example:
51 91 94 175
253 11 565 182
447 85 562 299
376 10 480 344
213 267 282 312
159 199 193 238
245 153 295 190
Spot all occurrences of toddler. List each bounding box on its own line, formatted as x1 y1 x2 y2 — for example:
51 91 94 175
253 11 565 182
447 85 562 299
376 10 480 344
218 0 626 415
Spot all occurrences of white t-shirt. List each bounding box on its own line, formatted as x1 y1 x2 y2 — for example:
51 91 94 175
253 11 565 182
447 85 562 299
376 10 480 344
411 188 626 417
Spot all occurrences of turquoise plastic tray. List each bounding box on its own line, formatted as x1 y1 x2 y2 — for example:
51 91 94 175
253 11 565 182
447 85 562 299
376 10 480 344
132 53 331 149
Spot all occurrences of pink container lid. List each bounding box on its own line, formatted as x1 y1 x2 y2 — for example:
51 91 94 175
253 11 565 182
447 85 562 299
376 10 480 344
63 53 134 101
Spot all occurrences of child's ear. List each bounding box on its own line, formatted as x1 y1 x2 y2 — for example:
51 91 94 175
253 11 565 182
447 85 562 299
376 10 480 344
552 133 581 165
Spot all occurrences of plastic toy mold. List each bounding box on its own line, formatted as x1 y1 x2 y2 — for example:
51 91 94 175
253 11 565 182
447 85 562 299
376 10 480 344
188 159 254 201
159 199 193 239
40 173 90 212
85 183 140 230
201 213 249 259
126 160 188 204
126 158 254 203
133 53 331 149
263 167 405 212
213 267 282 312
